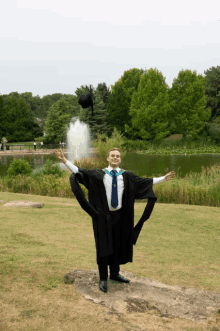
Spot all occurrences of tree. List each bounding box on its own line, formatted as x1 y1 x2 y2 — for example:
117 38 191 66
75 85 94 99
0 94 41 142
169 69 211 139
31 94 45 119
96 82 111 106
8 92 19 98
74 84 113 140
20 92 46 119
127 68 172 142
78 91 113 141
107 68 145 135
204 65 220 120
0 95 5 141
43 98 76 143
20 92 34 110
41 93 64 118
107 80 129 134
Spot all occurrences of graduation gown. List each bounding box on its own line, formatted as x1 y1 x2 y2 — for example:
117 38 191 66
69 168 157 265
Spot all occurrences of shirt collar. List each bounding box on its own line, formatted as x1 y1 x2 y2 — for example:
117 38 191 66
106 165 121 173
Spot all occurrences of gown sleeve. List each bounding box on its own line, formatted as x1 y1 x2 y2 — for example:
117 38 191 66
72 167 94 190
131 173 157 245
133 174 157 200
69 168 101 218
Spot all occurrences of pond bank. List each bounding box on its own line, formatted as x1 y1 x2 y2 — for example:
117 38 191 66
0 149 67 156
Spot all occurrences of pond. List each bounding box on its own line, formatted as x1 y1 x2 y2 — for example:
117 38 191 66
0 152 220 178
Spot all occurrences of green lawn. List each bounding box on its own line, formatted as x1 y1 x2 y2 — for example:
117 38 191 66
0 191 220 330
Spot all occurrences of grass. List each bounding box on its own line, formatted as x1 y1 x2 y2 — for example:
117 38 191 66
138 145 220 155
6 141 40 149
125 134 220 155
0 191 220 330
151 163 220 207
0 162 220 207
6 141 37 145
4 141 61 151
137 134 220 155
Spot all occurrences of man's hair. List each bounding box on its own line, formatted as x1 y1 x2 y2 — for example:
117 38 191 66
107 147 121 158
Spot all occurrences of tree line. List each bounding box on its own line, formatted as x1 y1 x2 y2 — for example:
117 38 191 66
0 66 220 144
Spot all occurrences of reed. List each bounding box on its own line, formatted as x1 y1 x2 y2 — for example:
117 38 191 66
0 160 219 207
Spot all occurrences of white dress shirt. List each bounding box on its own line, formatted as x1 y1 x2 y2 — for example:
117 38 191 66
65 160 165 211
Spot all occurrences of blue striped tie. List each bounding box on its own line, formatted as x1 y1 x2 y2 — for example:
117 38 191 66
111 170 118 209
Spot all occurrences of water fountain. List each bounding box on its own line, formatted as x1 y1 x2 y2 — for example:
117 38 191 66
33 117 93 174
58 116 93 170
66 116 91 164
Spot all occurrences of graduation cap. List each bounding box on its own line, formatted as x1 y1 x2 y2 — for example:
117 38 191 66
78 86 94 116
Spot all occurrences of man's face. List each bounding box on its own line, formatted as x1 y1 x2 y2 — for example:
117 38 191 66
107 150 122 169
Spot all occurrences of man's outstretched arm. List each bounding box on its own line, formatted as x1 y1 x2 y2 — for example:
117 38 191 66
153 176 165 185
65 160 79 173
153 171 176 185
53 148 79 173
165 171 176 181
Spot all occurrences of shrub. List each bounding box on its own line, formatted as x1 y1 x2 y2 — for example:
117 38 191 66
90 127 127 163
121 139 150 152
7 159 33 178
31 159 66 179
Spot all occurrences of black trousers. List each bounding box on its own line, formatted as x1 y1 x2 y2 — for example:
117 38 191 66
98 208 123 281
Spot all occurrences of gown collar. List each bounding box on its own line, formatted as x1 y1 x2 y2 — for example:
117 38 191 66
106 165 121 172
104 166 125 177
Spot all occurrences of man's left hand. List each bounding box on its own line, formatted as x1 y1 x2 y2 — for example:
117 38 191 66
165 171 176 182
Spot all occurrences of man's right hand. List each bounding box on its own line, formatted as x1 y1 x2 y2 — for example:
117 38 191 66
53 148 67 164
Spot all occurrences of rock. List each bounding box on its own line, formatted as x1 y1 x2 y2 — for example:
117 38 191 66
3 201 44 208
64 269 220 323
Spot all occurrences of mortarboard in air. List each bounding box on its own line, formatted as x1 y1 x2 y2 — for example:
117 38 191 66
78 86 94 116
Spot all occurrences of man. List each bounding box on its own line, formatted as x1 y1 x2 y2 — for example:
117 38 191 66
54 147 176 293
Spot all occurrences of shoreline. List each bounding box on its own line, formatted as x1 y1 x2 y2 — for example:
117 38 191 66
0 149 220 157
0 149 97 157
0 149 67 156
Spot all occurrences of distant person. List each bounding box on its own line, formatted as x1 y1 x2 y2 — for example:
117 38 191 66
54 147 176 293
41 141 43 149
34 142 36 151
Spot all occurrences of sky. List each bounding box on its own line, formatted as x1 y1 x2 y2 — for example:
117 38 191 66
0 0 220 98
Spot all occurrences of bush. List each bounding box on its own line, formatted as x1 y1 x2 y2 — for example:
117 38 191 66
122 139 150 152
7 159 33 178
90 127 127 164
31 159 66 179
203 122 220 144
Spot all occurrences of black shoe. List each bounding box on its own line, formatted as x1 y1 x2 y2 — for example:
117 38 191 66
110 274 130 283
99 280 108 293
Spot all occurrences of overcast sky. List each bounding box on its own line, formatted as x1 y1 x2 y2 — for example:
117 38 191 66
0 0 219 98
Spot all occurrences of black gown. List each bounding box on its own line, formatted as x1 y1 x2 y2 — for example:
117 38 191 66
69 168 157 265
